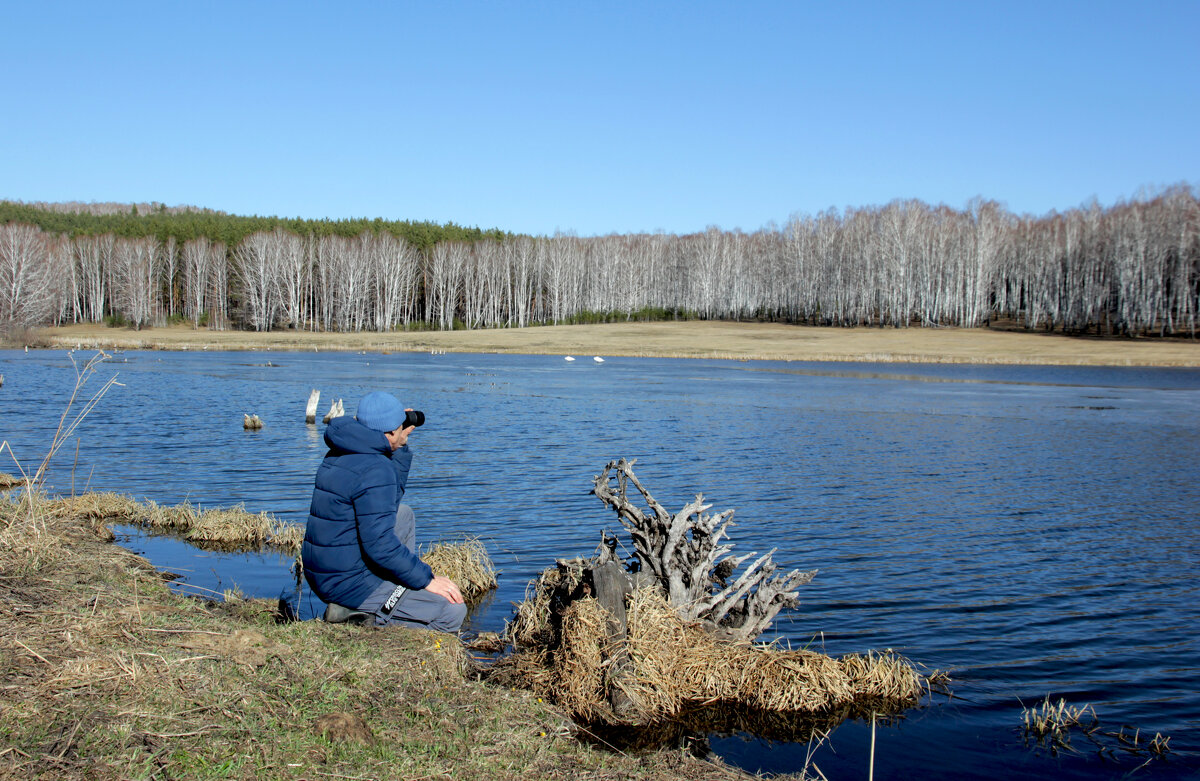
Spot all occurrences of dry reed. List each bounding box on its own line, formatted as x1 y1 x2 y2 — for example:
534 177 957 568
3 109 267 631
1021 696 1097 744
1018 695 1172 761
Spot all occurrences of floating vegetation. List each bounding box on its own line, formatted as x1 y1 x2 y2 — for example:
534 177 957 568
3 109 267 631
1020 695 1171 760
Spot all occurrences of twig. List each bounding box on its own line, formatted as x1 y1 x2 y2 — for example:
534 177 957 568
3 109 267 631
167 582 227 597
14 639 50 664
55 719 83 759
142 725 221 738
869 711 876 781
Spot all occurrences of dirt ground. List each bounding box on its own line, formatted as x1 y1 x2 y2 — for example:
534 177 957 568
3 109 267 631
37 321 1200 367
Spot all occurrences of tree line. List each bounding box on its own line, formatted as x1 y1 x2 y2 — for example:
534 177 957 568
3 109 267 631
1 187 1197 337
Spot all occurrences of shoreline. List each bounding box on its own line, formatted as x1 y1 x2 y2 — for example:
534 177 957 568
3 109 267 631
0 500 751 781
30 321 1200 367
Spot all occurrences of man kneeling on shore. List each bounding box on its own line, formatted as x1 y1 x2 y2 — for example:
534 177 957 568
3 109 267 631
302 391 466 633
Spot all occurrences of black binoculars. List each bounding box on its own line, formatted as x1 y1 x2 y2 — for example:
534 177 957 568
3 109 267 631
404 409 425 428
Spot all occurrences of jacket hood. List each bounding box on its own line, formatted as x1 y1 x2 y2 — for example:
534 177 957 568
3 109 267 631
324 415 391 456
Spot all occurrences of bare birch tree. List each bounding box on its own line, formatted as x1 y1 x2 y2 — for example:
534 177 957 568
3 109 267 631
369 231 420 330
109 237 158 328
183 237 226 327
208 240 229 330
426 241 467 330
274 229 309 329
160 236 179 320
74 234 114 323
235 231 283 331
0 223 54 329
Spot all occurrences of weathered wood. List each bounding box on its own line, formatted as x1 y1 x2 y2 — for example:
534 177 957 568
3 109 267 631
593 457 816 642
592 560 635 716
243 413 263 430
322 398 344 424
305 389 320 424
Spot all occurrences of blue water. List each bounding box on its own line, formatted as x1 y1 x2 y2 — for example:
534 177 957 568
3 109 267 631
2 347 1198 779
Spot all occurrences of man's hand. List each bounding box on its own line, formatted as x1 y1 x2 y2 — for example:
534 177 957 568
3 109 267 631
425 574 464 604
386 409 418 450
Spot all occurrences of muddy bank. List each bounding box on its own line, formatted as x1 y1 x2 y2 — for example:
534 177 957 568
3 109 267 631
34 321 1200 367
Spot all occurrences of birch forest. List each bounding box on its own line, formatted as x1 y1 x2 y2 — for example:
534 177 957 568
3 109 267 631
1 187 1198 337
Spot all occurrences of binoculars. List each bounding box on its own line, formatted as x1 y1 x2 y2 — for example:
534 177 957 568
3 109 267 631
404 409 425 428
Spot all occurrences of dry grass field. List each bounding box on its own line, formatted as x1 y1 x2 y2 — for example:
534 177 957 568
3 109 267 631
36 321 1200 367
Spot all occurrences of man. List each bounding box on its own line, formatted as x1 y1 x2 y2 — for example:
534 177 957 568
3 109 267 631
302 391 466 633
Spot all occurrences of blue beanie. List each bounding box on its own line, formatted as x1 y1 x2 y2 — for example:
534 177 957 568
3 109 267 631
356 391 406 432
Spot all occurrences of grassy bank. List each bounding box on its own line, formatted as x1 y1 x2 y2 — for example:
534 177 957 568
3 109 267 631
30 321 1200 367
0 494 767 781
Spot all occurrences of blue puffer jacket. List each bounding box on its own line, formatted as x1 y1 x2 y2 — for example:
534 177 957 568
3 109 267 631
302 416 434 609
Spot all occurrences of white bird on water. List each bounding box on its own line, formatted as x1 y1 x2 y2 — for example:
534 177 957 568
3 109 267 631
593 356 605 363
564 356 575 362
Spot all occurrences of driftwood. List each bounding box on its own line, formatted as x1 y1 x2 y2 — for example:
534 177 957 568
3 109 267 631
242 413 263 430
305 389 320 424
592 457 815 642
322 398 344 424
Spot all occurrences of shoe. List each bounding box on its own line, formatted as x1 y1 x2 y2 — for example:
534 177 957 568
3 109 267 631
323 603 372 625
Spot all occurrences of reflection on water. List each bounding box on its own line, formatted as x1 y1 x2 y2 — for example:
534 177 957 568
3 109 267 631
1 348 1198 779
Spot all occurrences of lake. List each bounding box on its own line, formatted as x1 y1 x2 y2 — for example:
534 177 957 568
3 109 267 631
2 347 1198 779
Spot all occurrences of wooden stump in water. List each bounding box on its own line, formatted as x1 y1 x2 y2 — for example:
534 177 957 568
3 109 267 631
243 413 264 430
592 558 636 716
322 399 344 424
490 459 934 731
305 389 320 424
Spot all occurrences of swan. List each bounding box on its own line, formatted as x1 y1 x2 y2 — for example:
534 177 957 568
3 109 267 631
593 356 605 363
564 356 575 361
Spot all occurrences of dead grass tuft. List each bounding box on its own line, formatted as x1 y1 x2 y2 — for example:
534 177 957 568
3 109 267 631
0 471 28 490
507 563 584 649
313 712 376 745
188 504 273 548
421 536 499 602
0 489 66 572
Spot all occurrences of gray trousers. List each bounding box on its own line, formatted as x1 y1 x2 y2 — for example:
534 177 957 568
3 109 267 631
356 504 466 634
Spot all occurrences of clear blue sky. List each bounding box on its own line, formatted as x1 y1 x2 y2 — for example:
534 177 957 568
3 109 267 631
3 1 1197 236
